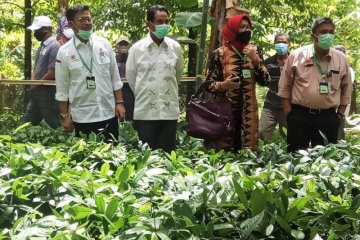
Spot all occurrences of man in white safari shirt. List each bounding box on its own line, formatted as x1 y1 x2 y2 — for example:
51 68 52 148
55 5 125 142
126 5 183 152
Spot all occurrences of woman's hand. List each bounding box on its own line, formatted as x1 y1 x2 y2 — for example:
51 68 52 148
243 44 260 66
215 74 240 91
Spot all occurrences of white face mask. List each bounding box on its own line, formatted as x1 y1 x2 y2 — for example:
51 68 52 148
63 28 74 39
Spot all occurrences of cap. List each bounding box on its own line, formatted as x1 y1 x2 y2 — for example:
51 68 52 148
115 35 130 45
27 16 52 31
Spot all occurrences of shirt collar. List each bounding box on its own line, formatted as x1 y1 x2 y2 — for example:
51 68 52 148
73 35 93 48
145 33 169 48
43 36 55 46
307 44 332 61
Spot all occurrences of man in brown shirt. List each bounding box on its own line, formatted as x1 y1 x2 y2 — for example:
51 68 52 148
278 17 352 152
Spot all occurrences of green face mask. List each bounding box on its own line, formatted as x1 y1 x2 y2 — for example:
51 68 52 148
316 33 335 50
153 24 169 39
78 29 93 41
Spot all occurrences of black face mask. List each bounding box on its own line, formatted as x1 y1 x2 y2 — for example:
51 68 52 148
34 29 47 42
236 31 252 44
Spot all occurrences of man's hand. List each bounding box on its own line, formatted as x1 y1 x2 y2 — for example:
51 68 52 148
281 98 292 117
61 115 74 132
115 103 126 119
337 105 347 116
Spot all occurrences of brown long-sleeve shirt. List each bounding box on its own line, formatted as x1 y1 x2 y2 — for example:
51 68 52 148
278 44 351 109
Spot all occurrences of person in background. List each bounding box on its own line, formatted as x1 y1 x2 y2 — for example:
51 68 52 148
115 35 135 121
259 32 290 140
278 17 352 152
334 44 356 140
55 5 125 142
56 16 74 45
204 14 269 153
19 16 61 129
126 5 183 152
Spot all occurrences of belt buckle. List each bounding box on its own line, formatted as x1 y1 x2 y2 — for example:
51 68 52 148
309 107 320 114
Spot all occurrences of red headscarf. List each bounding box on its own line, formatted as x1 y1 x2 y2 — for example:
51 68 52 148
222 14 252 52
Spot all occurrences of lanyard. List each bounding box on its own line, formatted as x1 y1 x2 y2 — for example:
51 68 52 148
312 45 328 80
231 44 247 62
73 38 93 75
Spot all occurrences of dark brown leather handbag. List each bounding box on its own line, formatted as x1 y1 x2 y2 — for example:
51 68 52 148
187 81 234 139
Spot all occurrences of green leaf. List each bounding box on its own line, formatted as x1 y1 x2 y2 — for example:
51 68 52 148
286 197 310 221
72 205 93 220
105 198 119 220
139 202 152 214
12 122 30 135
174 0 198 8
239 211 264 240
250 189 266 216
0 167 12 176
156 232 171 240
265 224 274 236
175 12 203 28
100 162 110 176
291 230 305 239
169 35 198 45
95 195 106 213
351 194 360 210
233 177 248 208
275 215 291 233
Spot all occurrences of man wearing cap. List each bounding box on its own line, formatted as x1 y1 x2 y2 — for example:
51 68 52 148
55 5 125 142
19 16 61 129
115 35 135 121
278 17 352 152
126 5 183 152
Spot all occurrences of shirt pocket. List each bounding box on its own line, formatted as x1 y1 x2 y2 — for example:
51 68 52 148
330 70 341 92
68 60 83 79
96 51 111 72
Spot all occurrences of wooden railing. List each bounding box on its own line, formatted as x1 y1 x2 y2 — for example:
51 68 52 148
0 77 199 86
0 77 201 113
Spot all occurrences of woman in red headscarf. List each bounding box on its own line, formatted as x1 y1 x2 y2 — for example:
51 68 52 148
204 14 269 153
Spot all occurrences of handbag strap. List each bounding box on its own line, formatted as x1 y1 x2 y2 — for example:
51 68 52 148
192 80 216 99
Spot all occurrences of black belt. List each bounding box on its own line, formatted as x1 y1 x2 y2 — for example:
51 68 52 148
292 104 336 114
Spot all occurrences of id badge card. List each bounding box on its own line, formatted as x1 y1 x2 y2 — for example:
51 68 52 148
86 76 96 89
319 81 330 94
242 69 251 79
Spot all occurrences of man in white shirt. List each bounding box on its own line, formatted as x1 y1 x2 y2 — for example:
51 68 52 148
55 5 125 142
126 5 183 152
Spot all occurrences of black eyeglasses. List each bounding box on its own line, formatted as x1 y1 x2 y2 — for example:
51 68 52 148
77 17 92 24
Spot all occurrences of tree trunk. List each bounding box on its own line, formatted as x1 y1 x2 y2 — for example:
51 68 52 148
207 0 248 66
24 0 31 80
186 27 198 104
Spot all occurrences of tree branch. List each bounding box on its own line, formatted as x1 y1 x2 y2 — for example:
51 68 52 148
0 1 25 11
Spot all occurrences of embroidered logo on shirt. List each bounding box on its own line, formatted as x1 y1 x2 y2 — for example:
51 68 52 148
70 55 77 61
148 63 156 71
162 101 170 110
150 103 157 110
164 77 172 82
163 62 172 70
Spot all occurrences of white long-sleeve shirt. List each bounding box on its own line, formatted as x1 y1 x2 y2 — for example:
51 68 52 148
55 35 123 123
126 34 183 120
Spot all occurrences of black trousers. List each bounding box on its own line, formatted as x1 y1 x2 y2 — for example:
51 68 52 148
287 105 340 153
73 117 119 143
134 120 177 153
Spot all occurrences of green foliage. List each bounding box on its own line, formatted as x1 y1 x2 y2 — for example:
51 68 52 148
0 123 360 239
